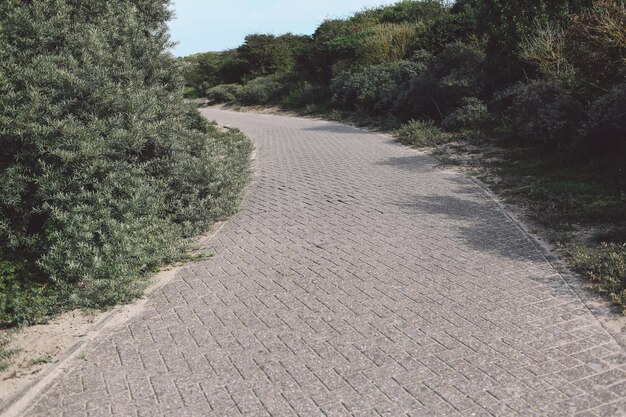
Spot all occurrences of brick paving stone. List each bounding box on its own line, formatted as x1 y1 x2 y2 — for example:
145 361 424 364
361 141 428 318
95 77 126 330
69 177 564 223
24 109 626 417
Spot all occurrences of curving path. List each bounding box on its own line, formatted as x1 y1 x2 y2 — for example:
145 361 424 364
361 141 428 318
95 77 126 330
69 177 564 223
23 109 626 416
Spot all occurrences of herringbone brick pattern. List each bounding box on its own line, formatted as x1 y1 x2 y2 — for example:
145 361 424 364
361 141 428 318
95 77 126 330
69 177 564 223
25 109 626 417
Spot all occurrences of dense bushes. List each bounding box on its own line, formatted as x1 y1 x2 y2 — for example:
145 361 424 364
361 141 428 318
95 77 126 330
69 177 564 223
585 81 626 154
328 41 486 122
281 82 329 109
182 52 226 98
181 34 311 96
238 76 287 105
491 80 585 149
182 0 624 159
331 61 424 115
393 42 485 121
186 1 624 159
207 84 243 103
0 0 252 324
237 33 311 78
442 97 492 131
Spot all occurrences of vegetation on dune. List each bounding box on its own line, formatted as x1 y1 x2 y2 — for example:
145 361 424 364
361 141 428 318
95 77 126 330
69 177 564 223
183 0 626 311
0 333 17 372
0 0 252 326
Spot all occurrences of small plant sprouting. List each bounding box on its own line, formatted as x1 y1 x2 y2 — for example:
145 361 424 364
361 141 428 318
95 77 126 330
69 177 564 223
28 355 54 367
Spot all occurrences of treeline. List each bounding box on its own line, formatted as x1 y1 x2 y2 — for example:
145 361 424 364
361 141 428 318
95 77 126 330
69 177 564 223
0 0 252 325
184 0 624 156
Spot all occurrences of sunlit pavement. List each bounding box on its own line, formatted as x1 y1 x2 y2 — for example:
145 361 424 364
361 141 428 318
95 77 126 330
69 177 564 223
26 108 626 417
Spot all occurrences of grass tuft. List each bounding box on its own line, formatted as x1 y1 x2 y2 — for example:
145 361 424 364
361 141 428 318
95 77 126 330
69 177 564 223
567 243 626 311
394 119 448 147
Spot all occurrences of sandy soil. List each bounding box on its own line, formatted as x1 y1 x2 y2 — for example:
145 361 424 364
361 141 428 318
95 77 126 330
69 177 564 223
0 309 102 405
0 223 224 413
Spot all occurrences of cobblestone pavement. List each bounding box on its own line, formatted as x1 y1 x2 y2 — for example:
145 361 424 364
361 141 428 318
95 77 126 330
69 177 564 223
24 109 626 417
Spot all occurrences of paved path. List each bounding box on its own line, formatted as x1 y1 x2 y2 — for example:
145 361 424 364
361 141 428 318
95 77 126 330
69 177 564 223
24 109 626 417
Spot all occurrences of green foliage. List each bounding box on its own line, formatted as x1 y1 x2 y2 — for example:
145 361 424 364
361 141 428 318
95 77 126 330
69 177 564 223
568 243 626 312
28 355 53 366
0 0 252 324
238 76 287 105
519 22 578 90
563 1 626 96
352 0 447 25
206 84 243 104
442 97 492 131
181 52 226 98
394 119 447 147
187 0 625 164
394 42 485 121
0 333 17 373
585 81 626 154
299 19 357 85
518 2 625 96
491 80 585 149
360 23 420 64
331 60 425 116
281 82 329 109
216 49 250 84
419 8 479 52
237 33 311 78
477 0 592 89
0 257 59 325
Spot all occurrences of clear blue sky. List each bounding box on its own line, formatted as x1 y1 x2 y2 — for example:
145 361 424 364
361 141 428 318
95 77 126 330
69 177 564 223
168 0 398 57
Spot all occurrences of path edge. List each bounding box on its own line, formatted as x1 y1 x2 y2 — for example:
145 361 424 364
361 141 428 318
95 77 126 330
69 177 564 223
0 121 258 417
462 173 626 350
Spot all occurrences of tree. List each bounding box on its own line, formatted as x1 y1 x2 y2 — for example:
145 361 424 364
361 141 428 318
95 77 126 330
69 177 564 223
237 33 311 78
182 52 224 97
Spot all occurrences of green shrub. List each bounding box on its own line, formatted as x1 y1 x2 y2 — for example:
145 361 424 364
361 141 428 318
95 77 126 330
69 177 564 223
584 81 626 154
419 11 479 53
490 80 585 149
394 42 486 121
281 82 329 109
237 33 311 78
0 257 60 325
331 60 425 115
394 119 448 147
442 97 493 131
351 0 447 25
298 19 357 85
568 243 626 312
239 76 286 105
479 0 586 90
0 0 252 323
206 84 243 103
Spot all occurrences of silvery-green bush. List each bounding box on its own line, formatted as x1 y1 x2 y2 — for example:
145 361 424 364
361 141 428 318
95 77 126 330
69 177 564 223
0 0 252 321
442 97 493 131
238 76 287 105
206 84 244 103
490 80 585 149
331 60 425 115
